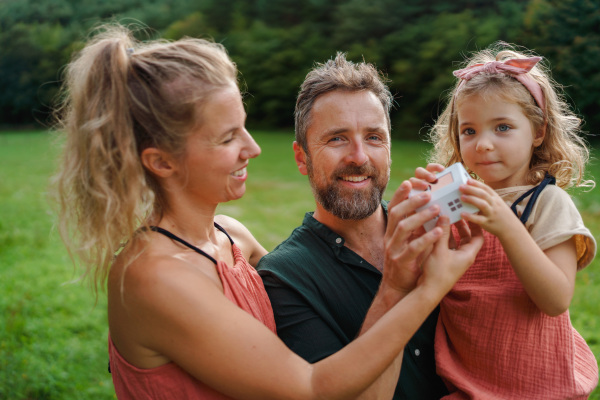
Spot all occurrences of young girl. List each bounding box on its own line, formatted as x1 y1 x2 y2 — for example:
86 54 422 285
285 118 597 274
53 24 483 399
428 45 598 398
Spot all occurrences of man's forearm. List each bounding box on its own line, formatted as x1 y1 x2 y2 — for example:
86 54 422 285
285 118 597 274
360 281 407 333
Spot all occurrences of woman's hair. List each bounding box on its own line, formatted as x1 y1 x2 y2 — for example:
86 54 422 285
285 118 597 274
428 43 593 190
295 52 393 150
53 24 237 291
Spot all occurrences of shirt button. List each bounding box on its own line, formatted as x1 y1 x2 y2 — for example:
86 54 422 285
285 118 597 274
414 349 421 356
335 237 342 244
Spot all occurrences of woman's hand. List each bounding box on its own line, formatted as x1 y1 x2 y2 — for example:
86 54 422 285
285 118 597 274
419 215 484 294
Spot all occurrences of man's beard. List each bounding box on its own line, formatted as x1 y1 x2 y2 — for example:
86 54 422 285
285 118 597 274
306 155 389 220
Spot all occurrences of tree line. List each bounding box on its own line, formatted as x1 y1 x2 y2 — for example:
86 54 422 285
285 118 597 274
1 0 598 140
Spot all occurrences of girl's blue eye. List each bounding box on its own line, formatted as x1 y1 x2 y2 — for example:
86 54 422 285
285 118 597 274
498 124 510 132
463 128 476 136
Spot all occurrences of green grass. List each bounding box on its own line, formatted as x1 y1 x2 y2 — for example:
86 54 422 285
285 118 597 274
0 131 113 399
1 130 599 399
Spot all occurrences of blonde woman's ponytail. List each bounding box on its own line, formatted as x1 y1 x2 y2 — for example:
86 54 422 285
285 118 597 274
53 24 238 292
55 26 150 291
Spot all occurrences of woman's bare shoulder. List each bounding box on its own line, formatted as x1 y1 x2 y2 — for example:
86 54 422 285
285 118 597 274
109 232 222 302
215 214 249 235
215 214 267 267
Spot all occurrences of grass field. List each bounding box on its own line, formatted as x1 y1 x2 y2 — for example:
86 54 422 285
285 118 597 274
1 130 599 399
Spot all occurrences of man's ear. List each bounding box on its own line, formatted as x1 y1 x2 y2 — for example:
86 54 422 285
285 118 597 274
293 141 308 176
140 147 176 178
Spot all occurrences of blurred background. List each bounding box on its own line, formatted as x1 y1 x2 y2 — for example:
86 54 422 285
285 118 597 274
1 1 599 398
1 0 599 140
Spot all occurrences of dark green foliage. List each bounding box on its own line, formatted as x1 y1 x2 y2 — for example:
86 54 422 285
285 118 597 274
521 0 600 136
226 22 336 127
0 21 76 125
0 0 598 140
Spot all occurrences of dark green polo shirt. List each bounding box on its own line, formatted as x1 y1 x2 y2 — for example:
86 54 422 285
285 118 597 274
257 201 448 400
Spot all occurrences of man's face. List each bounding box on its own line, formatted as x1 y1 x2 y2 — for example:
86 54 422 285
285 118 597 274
297 89 391 220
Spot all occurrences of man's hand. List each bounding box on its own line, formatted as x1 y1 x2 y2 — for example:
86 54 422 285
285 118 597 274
382 180 444 295
409 163 446 191
381 164 483 298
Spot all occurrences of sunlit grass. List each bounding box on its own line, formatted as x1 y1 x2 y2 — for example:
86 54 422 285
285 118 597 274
1 131 598 399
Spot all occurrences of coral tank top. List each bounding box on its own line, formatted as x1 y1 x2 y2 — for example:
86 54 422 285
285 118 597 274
436 230 598 399
108 228 276 399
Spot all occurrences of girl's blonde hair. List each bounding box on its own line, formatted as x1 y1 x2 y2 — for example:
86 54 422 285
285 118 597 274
53 24 237 291
428 43 593 190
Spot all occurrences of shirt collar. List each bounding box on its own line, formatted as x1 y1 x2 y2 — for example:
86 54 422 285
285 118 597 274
302 200 389 248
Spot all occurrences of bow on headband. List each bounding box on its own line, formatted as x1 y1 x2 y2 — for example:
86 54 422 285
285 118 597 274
453 57 545 111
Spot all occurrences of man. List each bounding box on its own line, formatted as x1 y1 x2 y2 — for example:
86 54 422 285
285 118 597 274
257 53 461 399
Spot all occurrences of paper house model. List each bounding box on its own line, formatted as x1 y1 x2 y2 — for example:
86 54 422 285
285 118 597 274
411 163 479 231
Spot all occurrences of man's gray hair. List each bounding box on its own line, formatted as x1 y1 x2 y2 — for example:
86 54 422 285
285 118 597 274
294 52 393 150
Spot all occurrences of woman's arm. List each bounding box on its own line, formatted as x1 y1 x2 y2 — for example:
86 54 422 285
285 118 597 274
113 187 482 400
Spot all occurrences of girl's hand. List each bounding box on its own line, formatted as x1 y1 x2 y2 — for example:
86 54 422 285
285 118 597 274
459 179 517 238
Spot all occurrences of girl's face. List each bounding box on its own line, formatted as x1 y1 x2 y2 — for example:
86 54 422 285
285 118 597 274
178 82 261 205
457 93 543 189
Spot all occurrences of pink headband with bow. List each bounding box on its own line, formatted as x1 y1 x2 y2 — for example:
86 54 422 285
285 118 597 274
453 56 545 112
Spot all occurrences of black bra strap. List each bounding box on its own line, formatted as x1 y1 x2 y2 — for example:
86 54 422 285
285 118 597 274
214 222 234 245
149 225 221 264
510 173 556 224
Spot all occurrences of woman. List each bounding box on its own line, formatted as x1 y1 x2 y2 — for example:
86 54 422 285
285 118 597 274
54 24 482 399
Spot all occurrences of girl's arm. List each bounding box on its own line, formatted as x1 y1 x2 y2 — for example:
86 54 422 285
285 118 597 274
114 195 482 400
460 179 577 316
